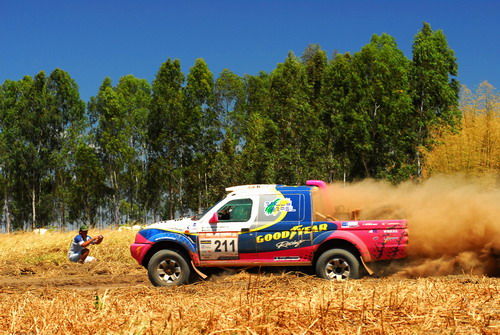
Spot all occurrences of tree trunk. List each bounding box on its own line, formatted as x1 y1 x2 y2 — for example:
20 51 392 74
417 98 425 177
86 204 92 228
416 151 422 177
198 171 202 213
360 154 370 178
204 171 208 209
61 201 66 232
168 185 174 219
179 161 183 214
32 186 36 231
112 170 120 227
3 193 11 233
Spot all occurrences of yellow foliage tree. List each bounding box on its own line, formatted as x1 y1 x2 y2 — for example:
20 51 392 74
423 81 500 178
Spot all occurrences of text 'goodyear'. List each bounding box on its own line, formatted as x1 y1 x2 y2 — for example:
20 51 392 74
256 224 328 243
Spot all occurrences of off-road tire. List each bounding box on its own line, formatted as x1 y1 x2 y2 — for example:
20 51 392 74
147 249 191 287
315 248 361 281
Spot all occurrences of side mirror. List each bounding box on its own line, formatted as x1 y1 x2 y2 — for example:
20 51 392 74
209 212 219 224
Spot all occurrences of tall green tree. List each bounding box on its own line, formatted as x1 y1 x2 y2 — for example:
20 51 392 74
0 82 12 232
301 44 328 111
8 72 58 230
46 69 86 229
350 33 414 180
89 78 134 226
300 44 333 181
410 22 460 176
147 59 185 219
238 73 273 184
322 53 356 181
214 69 244 130
115 75 151 222
69 142 107 227
323 35 414 181
267 52 322 184
211 69 244 199
0 78 33 229
184 59 217 212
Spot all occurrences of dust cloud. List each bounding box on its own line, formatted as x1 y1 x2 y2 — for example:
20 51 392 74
315 175 500 277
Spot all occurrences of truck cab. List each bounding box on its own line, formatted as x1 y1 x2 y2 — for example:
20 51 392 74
130 180 408 286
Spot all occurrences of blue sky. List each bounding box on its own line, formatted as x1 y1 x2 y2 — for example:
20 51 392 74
1 1 499 101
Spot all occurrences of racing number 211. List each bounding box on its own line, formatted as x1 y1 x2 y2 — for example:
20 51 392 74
214 239 235 252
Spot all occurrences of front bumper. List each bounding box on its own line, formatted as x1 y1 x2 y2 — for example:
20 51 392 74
130 243 153 265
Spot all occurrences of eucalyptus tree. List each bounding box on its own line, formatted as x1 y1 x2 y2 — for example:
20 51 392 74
212 69 244 197
349 34 414 180
410 22 460 176
147 59 185 219
238 73 272 184
300 44 333 181
24 72 51 229
0 71 82 229
184 59 218 212
68 141 107 227
89 78 134 226
0 83 11 232
115 75 151 222
212 128 239 199
0 78 33 229
46 69 86 229
301 44 328 112
5 72 59 229
267 52 320 184
322 53 356 181
214 69 244 130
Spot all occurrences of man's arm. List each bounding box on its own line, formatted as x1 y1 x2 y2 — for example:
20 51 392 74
81 236 102 248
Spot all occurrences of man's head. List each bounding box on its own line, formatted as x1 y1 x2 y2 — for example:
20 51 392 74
79 225 89 237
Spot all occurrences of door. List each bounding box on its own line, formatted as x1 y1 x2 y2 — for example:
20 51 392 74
255 193 312 262
198 198 257 261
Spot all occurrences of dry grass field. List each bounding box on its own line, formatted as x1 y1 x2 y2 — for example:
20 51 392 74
0 230 498 334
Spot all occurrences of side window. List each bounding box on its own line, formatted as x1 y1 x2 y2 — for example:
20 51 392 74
217 199 253 222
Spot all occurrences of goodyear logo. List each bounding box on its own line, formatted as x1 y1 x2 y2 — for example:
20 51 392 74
256 224 328 243
264 198 296 216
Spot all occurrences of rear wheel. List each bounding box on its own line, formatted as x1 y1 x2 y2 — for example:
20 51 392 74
315 249 361 281
147 250 191 287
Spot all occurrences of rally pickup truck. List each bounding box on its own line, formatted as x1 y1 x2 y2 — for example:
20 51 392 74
130 180 408 286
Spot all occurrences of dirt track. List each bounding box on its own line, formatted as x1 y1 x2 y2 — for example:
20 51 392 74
0 273 149 291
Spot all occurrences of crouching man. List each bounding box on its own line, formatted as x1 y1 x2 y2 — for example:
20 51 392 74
68 225 104 263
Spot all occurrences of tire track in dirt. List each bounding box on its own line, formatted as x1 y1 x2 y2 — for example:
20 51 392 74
0 274 148 291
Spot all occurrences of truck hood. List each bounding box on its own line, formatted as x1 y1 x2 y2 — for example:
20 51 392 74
145 217 199 233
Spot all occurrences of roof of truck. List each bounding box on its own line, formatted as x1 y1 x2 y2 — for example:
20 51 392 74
225 180 326 193
225 184 277 192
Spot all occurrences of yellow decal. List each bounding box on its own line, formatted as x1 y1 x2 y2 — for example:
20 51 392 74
256 224 328 243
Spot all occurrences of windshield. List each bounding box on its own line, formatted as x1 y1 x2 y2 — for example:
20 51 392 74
191 204 216 220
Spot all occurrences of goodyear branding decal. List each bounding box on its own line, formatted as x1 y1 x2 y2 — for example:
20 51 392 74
256 223 328 243
264 198 296 216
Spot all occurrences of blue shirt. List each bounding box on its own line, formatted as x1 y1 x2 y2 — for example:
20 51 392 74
68 234 93 256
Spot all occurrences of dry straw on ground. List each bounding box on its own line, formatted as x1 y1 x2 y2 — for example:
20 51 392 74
1 230 498 334
1 272 498 334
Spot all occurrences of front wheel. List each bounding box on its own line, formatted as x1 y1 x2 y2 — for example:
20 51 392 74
147 250 191 287
315 249 361 281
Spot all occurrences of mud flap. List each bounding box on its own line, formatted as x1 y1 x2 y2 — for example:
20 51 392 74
360 257 375 276
191 261 208 280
